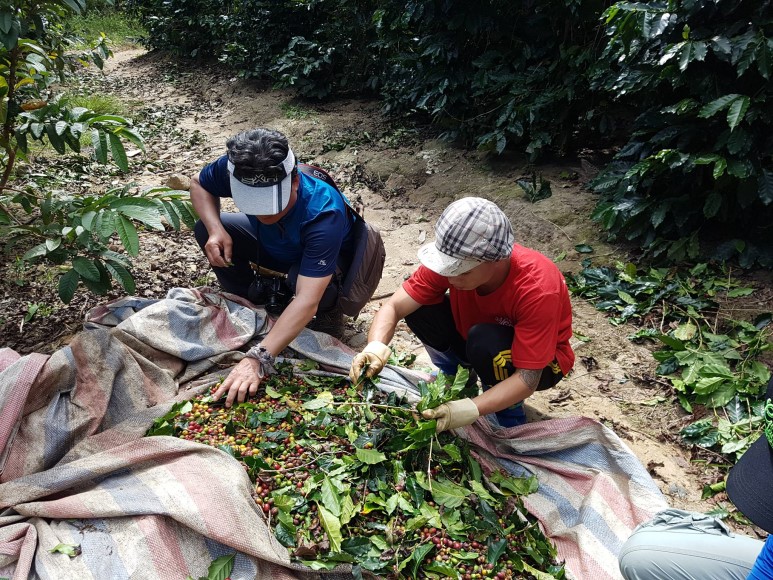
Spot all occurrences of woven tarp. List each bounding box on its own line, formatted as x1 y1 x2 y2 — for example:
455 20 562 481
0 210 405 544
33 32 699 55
0 287 666 579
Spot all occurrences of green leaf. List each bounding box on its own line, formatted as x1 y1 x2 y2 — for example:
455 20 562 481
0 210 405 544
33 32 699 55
698 94 740 118
317 503 343 553
45 123 66 153
320 476 342 517
303 391 334 409
758 170 773 205
385 492 399 515
469 480 497 504
274 522 295 548
96 210 116 239
712 157 727 179
703 191 722 218
424 563 460 578
673 323 697 341
574 244 593 254
341 537 372 558
22 242 48 261
72 257 101 282
116 215 140 255
617 290 636 305
60 0 85 14
523 561 559 580
58 269 80 304
726 96 750 131
441 443 462 462
116 127 145 151
112 200 165 230
171 198 198 229
104 260 136 294
0 10 12 34
355 448 387 465
92 129 108 163
411 543 434 577
487 537 507 565
158 200 181 229
430 479 469 508
205 554 235 580
108 132 129 171
49 543 80 557
489 471 539 495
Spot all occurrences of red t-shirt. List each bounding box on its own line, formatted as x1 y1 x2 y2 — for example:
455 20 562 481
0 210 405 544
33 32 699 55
402 244 575 375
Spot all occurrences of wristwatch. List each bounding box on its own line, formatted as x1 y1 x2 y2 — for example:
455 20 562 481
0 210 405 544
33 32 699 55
245 343 276 377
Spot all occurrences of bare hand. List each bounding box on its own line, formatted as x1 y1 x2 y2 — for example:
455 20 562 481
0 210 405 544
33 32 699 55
212 358 262 407
204 230 233 268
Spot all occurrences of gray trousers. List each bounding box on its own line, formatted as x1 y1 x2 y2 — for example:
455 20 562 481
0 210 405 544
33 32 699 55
619 509 764 580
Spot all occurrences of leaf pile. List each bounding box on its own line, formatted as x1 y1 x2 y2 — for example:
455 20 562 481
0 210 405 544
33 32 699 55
567 260 772 461
147 365 564 579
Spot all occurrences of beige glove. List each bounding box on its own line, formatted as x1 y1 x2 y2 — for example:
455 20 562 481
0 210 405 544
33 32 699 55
422 398 480 433
349 341 392 384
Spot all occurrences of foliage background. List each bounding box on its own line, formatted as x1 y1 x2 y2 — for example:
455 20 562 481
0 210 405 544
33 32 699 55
136 0 773 266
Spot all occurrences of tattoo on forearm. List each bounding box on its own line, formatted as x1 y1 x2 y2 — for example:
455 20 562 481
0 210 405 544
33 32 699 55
517 368 542 391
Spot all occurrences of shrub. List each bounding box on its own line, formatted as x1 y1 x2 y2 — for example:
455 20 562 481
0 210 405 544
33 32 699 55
0 0 196 302
590 0 773 266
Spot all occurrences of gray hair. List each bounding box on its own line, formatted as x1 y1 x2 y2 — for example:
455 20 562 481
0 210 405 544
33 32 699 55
226 128 295 176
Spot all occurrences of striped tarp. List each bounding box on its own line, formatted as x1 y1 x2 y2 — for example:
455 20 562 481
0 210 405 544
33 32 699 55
0 287 665 579
461 417 667 579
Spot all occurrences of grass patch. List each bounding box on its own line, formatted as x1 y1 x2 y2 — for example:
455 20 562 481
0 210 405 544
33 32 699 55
63 92 128 116
280 101 317 120
65 9 145 48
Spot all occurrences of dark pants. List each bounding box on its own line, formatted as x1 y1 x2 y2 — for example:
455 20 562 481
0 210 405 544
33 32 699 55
404 296 563 426
194 214 342 312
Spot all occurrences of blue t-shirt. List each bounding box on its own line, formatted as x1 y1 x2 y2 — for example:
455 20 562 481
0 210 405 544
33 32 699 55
748 535 773 579
198 155 355 278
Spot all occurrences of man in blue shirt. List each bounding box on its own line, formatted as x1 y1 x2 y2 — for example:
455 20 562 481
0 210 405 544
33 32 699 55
618 376 773 579
190 127 355 407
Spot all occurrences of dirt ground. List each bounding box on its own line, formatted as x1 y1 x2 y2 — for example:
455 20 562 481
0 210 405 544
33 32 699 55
3 48 769 530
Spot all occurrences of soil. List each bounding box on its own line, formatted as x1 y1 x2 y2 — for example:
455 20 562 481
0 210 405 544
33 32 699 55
2 47 771 533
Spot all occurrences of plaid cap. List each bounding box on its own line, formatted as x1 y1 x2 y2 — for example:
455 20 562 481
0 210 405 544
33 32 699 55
227 148 295 215
726 376 773 534
418 197 514 276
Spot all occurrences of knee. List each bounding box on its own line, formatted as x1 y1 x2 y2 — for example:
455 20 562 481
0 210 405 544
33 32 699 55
465 323 513 364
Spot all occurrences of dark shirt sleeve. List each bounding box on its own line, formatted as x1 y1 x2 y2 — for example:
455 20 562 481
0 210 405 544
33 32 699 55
197 155 232 198
299 210 347 277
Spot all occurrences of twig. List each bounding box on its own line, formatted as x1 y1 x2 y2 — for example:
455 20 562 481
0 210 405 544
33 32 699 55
693 445 733 466
426 436 434 493
327 401 415 413
254 451 338 474
368 291 395 302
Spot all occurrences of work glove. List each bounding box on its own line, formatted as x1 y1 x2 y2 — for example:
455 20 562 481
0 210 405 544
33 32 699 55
349 341 392 384
422 398 480 433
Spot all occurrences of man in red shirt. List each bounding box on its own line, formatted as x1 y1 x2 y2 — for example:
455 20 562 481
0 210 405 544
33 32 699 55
349 197 574 432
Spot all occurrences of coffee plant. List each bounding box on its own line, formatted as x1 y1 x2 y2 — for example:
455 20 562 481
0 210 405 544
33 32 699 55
137 0 614 158
567 261 772 460
136 0 773 265
0 0 197 303
148 366 564 579
590 0 773 266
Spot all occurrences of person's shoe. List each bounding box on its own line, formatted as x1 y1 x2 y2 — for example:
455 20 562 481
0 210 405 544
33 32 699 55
308 306 346 339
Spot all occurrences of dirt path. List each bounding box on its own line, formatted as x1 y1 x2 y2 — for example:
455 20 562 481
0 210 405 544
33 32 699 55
3 48 733 518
